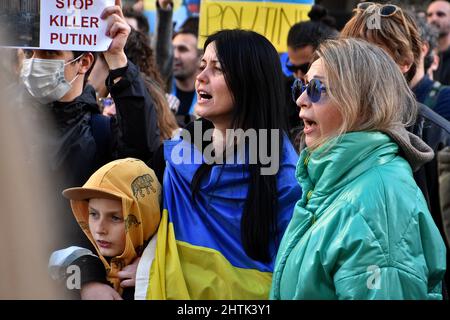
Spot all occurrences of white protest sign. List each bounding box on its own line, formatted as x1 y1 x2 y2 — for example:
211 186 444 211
40 0 114 51
0 0 115 50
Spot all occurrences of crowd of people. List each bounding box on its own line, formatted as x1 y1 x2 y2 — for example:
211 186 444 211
1 0 450 300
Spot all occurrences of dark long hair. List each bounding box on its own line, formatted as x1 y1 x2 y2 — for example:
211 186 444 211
191 30 288 262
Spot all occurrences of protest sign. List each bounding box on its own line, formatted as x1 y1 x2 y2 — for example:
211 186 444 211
199 0 314 52
0 0 114 51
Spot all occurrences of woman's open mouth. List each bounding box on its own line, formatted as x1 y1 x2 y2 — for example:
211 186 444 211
197 90 213 104
303 118 317 134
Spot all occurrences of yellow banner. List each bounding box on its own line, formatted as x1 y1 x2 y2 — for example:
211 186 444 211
144 0 157 10
199 1 312 52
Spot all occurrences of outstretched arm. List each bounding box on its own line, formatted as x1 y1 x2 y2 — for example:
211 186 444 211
103 0 161 161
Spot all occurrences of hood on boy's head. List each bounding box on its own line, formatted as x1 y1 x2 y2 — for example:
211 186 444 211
62 158 161 292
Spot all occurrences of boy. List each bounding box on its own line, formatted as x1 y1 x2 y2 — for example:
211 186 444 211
56 158 161 299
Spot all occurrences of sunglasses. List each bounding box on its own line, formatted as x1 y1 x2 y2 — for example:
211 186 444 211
356 2 401 17
291 78 327 103
355 2 411 38
286 60 309 74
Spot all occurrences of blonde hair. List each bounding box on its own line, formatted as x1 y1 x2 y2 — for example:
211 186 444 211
340 3 422 82
310 38 417 149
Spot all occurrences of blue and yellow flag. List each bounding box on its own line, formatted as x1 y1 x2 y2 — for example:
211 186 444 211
145 137 301 299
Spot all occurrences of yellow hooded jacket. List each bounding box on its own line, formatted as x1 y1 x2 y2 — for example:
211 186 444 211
63 158 161 295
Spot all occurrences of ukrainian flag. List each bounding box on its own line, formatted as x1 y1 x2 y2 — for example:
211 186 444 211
146 137 301 299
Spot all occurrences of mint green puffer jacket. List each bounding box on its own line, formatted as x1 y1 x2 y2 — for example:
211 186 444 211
270 132 446 300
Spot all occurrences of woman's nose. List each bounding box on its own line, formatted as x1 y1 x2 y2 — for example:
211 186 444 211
297 89 310 111
196 68 209 84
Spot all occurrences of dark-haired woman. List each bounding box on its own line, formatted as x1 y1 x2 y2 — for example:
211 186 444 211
138 29 302 299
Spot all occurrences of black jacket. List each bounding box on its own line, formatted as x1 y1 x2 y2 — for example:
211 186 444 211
410 104 450 290
435 47 450 86
411 104 450 225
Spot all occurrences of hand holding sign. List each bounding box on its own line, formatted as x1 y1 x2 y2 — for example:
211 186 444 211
0 0 127 52
101 0 130 70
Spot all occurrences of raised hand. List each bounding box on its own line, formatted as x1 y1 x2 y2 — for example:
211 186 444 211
101 0 130 69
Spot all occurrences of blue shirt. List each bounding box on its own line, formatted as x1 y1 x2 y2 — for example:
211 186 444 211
412 75 450 122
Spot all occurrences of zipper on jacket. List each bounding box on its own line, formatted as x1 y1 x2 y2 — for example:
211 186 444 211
304 153 314 225
304 154 311 166
306 190 316 225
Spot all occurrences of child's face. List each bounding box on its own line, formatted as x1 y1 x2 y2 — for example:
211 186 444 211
88 198 126 257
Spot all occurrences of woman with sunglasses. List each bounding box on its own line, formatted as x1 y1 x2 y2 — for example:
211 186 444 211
284 5 339 148
270 38 446 300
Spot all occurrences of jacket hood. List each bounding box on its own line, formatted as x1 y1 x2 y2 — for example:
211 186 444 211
64 158 161 294
382 126 434 172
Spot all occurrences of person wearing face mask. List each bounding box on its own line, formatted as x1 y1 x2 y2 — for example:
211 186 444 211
12 0 160 299
21 51 86 104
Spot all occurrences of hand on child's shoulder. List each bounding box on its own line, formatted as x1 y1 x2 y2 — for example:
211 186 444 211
118 257 141 288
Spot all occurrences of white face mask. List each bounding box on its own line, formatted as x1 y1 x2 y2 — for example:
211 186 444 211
20 54 83 104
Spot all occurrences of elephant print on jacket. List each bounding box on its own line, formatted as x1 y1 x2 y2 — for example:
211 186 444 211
131 174 156 199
